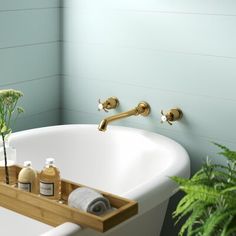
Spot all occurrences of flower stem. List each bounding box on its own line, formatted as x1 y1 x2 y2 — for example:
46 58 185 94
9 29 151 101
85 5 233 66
1 134 9 184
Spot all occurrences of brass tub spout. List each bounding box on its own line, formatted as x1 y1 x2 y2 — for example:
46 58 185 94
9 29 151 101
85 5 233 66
98 101 151 132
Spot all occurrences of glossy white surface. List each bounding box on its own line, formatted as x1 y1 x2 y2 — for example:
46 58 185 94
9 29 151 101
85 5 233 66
0 207 52 236
2 125 190 236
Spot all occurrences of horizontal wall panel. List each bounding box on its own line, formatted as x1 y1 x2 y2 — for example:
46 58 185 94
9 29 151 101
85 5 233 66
0 42 60 85
62 109 236 173
0 9 59 48
63 0 236 15
63 43 236 101
14 109 60 132
0 0 60 11
0 76 60 117
62 77 236 144
64 9 236 58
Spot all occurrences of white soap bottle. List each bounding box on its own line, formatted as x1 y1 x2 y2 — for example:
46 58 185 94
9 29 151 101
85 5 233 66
18 161 38 193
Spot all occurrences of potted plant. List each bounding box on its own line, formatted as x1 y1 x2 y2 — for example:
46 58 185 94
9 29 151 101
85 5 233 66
0 89 24 184
172 143 236 236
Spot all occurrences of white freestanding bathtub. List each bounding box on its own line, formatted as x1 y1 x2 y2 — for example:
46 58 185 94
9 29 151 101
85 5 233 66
0 125 190 236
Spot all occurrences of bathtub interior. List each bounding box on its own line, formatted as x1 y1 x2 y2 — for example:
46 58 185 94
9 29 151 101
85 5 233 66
10 125 175 196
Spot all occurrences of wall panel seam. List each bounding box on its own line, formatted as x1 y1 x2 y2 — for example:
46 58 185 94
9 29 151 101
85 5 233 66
61 76 236 103
62 41 236 60
63 8 236 17
0 7 60 13
0 74 61 87
18 108 60 120
0 41 60 50
108 9 236 17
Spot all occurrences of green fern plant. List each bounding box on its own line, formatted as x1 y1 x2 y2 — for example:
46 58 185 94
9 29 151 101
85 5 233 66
172 143 236 236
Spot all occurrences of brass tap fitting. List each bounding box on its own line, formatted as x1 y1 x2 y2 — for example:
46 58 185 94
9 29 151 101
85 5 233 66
98 97 119 112
98 101 151 131
160 108 183 125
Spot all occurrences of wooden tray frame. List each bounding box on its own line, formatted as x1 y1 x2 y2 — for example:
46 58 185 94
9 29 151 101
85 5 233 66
0 165 138 232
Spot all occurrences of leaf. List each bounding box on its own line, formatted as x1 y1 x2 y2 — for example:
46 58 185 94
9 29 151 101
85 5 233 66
221 215 233 236
180 184 222 203
202 208 236 236
222 186 236 194
178 204 206 236
173 195 202 223
213 142 236 163
225 225 236 236
5 129 12 140
16 106 24 114
188 226 204 236
171 176 189 185
0 124 7 133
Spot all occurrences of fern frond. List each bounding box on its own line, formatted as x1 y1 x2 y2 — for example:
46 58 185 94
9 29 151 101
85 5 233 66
173 143 236 236
180 184 222 203
209 164 236 185
225 225 236 236
222 186 236 194
210 164 236 174
208 171 236 189
221 215 233 236
173 194 194 219
191 170 210 184
192 169 236 187
202 208 236 236
173 197 206 223
188 226 204 236
178 204 206 236
170 176 189 185
213 142 236 163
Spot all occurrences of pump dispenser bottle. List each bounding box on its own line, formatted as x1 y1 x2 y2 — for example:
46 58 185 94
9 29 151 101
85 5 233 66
39 158 61 200
18 161 37 193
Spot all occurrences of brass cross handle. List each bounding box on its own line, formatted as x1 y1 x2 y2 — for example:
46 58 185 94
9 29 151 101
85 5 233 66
160 108 183 125
98 97 119 112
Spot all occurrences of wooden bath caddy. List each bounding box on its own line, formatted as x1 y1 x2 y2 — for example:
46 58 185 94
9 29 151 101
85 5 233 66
0 165 138 232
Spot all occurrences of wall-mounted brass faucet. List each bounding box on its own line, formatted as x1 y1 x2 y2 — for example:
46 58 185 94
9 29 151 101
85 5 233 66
98 101 151 131
98 97 119 112
160 108 183 125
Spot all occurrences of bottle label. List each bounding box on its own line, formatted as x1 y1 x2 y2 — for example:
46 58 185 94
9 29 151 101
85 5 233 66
18 182 31 192
40 181 54 196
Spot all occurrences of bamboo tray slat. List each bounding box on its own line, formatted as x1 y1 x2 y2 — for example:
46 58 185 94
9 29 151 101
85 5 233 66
0 165 138 232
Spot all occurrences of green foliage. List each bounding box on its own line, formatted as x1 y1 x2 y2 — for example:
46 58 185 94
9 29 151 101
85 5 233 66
0 89 24 184
0 89 24 138
172 143 236 236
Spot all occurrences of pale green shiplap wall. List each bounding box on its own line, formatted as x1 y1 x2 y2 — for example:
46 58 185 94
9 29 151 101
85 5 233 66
0 0 61 131
61 1 236 235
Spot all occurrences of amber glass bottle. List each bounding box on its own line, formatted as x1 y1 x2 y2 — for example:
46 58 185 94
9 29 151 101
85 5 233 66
39 158 61 200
